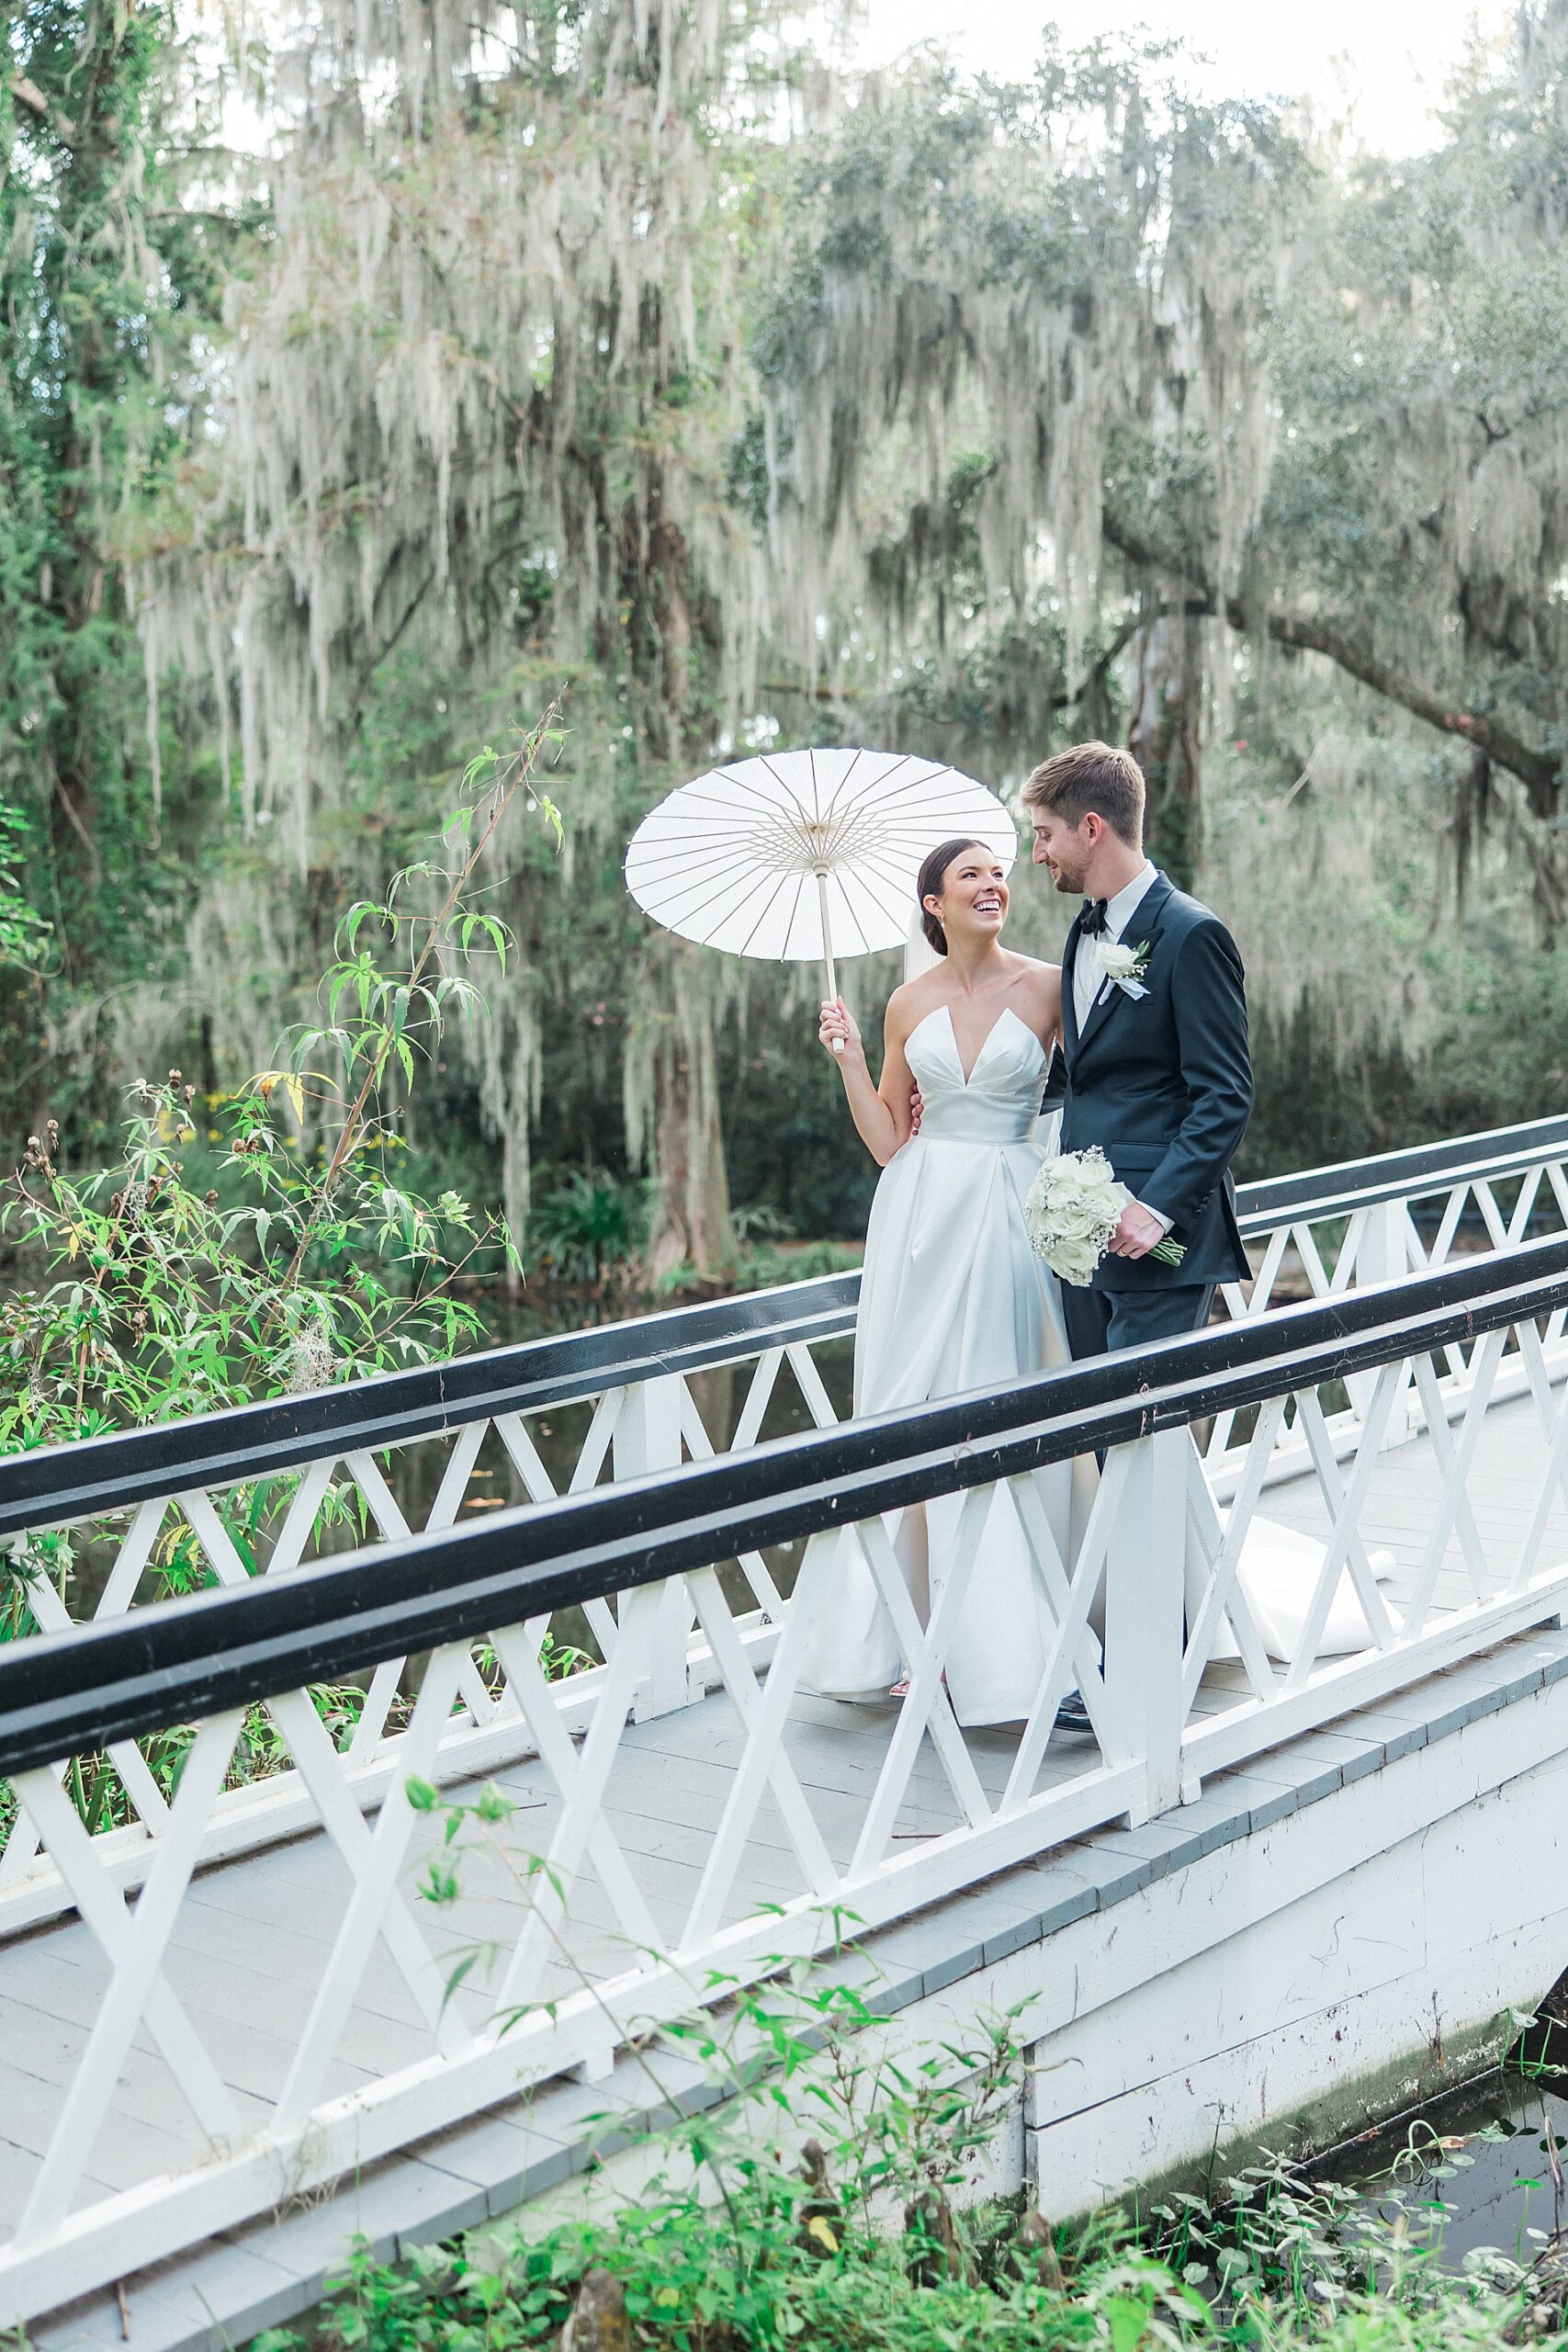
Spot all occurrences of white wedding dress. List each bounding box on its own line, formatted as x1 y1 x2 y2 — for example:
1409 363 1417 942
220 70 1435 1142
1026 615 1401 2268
800 1004 1081 1725
798 1001 1393 1727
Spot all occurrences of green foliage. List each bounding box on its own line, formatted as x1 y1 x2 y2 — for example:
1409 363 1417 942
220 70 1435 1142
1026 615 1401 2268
276 2154 1558 2352
527 1169 649 1287
1429 951 1568 1142
1241 989 1429 1177
0 3 257 1132
1256 39 1568 849
0 802 51 972
1238 942 1568 1182
319 1785 1561 2352
0 706 566 1862
7 6 1568 1285
222 1775 1568 2352
239 1954 1567 2352
722 1035 884 1241
654 1236 863 1296
725 413 774 533
0 714 561 1453
0 709 572 1843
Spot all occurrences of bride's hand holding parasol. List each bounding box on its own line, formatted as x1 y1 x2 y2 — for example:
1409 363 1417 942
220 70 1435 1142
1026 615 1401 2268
818 996 863 1067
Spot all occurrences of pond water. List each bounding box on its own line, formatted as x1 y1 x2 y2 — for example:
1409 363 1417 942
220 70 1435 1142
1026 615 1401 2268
1314 2021 1568 2267
378 1326 857 1659
46 1310 858 1634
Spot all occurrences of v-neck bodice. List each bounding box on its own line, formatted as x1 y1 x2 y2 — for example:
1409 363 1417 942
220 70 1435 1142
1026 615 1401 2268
905 1005 1046 1144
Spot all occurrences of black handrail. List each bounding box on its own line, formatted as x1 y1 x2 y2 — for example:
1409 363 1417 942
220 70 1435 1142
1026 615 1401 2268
2 1112 1565 1539
1235 1111 1568 1230
3 1233 1565 1779
0 1275 862 1539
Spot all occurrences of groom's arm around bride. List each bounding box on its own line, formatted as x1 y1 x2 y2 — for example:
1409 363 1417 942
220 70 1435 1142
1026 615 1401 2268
1025 741 1254 1362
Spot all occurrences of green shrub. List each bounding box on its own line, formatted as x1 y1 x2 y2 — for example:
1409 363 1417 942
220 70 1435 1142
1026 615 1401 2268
527 1169 649 1285
246 1806 1561 2352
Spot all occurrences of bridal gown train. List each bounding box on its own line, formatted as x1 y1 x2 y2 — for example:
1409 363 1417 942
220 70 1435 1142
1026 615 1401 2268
798 1002 1393 1727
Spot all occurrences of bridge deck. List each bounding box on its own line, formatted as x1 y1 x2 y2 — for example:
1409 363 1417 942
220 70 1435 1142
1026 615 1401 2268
3 1385 1564 2255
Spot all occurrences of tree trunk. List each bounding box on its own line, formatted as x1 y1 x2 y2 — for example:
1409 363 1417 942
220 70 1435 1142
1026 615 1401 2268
1127 603 1203 889
641 944 733 1281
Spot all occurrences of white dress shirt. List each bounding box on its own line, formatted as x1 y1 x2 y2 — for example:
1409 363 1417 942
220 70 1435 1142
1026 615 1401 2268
1072 861 1159 1031
1071 861 1171 1239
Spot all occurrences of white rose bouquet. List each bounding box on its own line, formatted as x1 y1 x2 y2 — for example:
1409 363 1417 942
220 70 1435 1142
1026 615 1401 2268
1024 1147 1186 1286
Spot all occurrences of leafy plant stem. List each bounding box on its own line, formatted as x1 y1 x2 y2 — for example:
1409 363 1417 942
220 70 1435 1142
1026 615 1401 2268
271 700 563 1314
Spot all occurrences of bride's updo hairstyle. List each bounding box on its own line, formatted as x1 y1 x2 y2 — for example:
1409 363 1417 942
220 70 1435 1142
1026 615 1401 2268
918 838 989 956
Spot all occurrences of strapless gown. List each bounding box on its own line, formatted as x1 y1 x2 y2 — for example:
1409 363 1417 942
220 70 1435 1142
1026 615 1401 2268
800 1004 1078 1725
799 1001 1395 1724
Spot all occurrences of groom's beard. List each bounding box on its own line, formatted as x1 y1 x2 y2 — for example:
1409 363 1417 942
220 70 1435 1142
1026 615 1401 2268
1046 859 1088 895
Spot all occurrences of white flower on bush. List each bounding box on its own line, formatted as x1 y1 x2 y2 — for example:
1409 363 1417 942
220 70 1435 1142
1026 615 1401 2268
1024 1146 1186 1286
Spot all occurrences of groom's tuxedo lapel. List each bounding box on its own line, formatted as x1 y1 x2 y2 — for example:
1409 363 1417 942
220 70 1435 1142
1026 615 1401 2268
1072 871 1177 1064
1061 921 1083 1060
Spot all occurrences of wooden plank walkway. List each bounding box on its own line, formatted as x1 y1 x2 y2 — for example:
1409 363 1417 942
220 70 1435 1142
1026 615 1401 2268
25 1612 1568 2352
2 1385 1565 2251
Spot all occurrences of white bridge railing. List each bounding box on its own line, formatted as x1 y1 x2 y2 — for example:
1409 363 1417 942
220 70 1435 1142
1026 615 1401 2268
1 1115 1566 1940
0 1227 1566 2319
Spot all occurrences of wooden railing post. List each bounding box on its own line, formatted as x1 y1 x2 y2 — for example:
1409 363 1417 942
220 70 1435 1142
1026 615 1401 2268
1103 1429 1188 1825
612 1374 694 1720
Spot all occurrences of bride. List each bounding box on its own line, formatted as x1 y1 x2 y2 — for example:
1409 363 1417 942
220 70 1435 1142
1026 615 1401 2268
806 838 1077 1726
802 837 1394 1729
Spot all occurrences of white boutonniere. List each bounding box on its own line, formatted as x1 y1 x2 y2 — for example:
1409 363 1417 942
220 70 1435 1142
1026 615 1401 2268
1091 935 1152 1000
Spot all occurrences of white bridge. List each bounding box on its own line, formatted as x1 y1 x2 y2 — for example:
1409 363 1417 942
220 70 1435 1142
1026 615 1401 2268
3 1116 1568 2350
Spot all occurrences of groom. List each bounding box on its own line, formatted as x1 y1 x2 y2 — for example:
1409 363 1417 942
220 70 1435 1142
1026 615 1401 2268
1025 741 1253 1360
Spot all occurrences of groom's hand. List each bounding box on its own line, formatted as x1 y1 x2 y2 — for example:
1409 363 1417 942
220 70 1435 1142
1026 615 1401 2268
908 1082 924 1136
1110 1201 1167 1260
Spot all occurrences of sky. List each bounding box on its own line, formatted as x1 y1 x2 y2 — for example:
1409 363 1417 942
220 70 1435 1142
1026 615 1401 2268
849 0 1516 155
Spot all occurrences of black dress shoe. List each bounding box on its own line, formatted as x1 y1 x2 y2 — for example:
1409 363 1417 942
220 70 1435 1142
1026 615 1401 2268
1053 1689 1094 1737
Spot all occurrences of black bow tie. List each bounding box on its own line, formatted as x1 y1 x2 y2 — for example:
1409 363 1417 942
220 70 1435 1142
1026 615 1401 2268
1076 899 1110 939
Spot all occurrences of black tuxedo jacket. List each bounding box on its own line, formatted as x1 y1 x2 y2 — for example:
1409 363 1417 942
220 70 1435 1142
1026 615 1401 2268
1056 871 1253 1291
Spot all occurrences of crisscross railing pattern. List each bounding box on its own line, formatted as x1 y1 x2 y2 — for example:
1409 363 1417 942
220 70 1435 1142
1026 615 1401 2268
2 1116 1567 1936
2 1231 1567 2323
1211 1114 1568 1482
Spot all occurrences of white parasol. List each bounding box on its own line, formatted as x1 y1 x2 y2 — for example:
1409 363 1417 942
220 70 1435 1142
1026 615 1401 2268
624 747 1017 1049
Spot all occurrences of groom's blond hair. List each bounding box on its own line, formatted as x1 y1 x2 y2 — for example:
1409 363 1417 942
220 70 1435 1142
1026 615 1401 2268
1023 741 1145 845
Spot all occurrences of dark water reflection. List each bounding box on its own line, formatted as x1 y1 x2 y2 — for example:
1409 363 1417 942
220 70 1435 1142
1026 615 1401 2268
376 1317 856 1666
1314 2061 1568 2267
50 1306 856 1648
394 1308 854 1525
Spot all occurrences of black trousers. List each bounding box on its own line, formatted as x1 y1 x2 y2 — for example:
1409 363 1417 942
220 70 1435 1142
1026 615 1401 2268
1060 1278 1216 1362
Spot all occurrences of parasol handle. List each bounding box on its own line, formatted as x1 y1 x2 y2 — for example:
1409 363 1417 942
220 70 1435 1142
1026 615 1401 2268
816 869 844 1056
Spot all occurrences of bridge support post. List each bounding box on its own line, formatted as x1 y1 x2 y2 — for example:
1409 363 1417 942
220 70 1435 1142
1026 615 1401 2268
1354 1202 1415 1445
1104 1429 1188 1826
613 1374 696 1720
